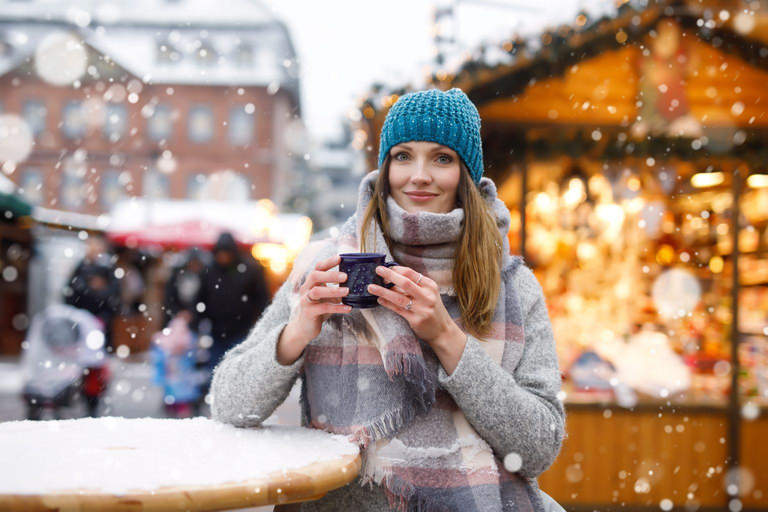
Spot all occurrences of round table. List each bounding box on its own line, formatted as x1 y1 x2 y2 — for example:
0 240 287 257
0 417 361 511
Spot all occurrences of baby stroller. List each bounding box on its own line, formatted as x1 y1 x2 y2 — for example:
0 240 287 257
21 304 110 420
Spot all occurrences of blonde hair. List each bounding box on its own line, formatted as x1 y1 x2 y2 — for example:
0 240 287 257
359 155 503 340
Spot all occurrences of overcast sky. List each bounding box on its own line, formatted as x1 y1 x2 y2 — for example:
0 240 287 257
267 0 599 142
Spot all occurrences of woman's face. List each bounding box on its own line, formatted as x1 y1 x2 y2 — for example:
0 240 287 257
388 141 461 214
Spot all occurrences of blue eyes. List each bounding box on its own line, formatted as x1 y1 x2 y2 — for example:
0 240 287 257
392 153 453 164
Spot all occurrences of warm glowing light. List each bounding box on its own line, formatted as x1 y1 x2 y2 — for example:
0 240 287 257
691 172 724 188
534 192 555 213
562 178 587 207
251 243 290 274
656 245 675 265
747 174 768 188
709 256 724 274
283 216 313 254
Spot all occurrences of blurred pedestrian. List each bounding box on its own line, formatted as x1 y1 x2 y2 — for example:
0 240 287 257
198 232 269 372
64 236 122 353
162 247 209 330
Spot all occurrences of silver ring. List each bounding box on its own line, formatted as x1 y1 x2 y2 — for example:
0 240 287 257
415 273 423 285
404 299 413 311
307 290 321 302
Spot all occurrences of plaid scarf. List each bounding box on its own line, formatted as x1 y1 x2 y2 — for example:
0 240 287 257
289 170 541 511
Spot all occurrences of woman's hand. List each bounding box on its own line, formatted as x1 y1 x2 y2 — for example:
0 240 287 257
367 265 467 355
277 255 351 365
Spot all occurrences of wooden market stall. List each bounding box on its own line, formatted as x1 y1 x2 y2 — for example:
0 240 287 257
0 190 33 356
358 0 768 510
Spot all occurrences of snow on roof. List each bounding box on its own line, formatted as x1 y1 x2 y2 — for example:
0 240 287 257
83 25 291 86
0 0 276 28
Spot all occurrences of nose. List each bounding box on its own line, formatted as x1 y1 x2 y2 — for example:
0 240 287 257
411 158 432 184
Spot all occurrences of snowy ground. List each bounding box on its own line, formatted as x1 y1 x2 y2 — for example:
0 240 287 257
0 354 303 512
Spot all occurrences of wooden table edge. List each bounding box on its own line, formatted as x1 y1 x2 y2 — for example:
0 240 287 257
0 452 362 511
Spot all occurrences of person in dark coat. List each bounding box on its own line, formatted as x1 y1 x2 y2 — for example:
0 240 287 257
64 237 122 352
197 232 270 372
163 247 209 330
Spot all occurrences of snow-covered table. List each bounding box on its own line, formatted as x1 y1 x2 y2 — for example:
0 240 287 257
0 417 361 511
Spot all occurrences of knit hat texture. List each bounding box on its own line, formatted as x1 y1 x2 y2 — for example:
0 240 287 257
378 88 484 184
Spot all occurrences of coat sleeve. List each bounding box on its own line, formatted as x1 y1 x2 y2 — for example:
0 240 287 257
209 277 303 428
436 265 566 479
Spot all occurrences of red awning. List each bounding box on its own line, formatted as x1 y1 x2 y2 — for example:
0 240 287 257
107 220 271 250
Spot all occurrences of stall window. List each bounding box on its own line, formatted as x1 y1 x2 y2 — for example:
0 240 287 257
188 105 213 143
22 99 47 136
103 103 128 142
148 104 173 141
228 106 254 146
62 101 85 139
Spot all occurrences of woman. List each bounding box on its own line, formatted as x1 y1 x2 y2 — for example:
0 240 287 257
210 88 565 511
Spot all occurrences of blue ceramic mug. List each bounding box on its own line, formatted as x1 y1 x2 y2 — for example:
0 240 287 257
339 253 400 309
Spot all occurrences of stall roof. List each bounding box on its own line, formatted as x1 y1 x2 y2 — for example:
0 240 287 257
360 0 768 112
106 198 312 250
0 191 32 220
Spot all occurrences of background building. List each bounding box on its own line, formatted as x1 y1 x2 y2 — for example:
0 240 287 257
0 0 304 215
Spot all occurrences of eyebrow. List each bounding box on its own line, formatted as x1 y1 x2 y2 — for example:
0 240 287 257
394 145 452 153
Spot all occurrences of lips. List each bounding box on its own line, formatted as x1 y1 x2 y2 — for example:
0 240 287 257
405 192 438 197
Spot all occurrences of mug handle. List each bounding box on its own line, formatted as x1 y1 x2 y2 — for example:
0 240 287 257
383 261 400 289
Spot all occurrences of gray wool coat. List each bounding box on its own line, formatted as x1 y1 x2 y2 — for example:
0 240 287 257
209 261 566 511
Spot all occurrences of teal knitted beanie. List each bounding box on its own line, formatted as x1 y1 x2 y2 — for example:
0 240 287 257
378 88 484 184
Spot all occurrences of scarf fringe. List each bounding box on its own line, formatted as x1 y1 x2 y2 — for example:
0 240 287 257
351 389 434 448
384 351 436 395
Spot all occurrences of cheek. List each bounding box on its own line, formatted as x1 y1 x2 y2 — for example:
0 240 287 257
437 167 461 194
388 168 409 189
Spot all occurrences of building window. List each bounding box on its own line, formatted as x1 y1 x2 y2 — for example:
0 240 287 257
22 99 47 136
148 104 173 141
234 43 254 67
19 169 44 205
60 174 85 209
228 106 254 146
157 41 180 64
197 43 217 66
188 105 213 143
62 101 85 139
144 168 170 199
187 173 207 200
103 103 128 142
100 169 129 207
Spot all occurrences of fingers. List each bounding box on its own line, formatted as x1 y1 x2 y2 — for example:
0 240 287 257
374 265 427 297
315 254 341 272
304 290 352 313
367 283 411 309
306 286 350 303
376 295 412 314
305 269 347 291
